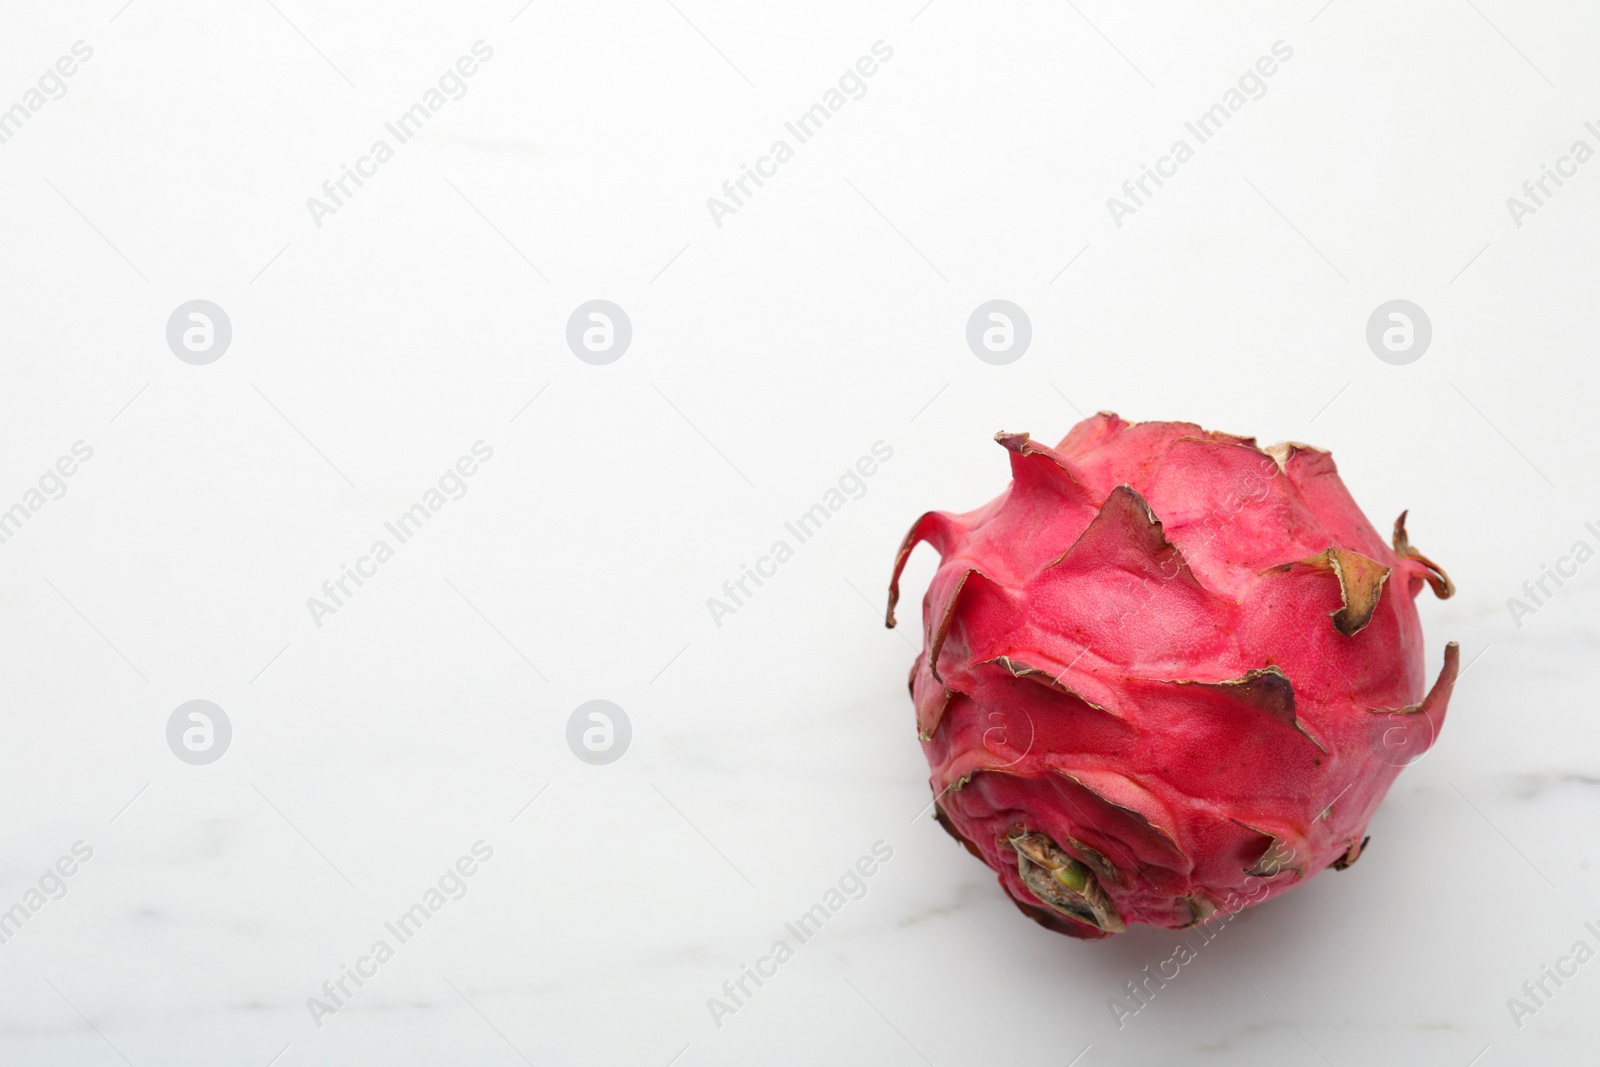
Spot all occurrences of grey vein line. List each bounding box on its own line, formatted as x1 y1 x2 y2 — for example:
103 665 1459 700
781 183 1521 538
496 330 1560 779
1245 978 1334 1066
44 979 133 1066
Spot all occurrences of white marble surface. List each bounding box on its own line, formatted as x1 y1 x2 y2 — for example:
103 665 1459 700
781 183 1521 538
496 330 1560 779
1 1 1597 1064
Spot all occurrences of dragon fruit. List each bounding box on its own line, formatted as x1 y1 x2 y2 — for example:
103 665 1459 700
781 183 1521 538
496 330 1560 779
886 413 1458 939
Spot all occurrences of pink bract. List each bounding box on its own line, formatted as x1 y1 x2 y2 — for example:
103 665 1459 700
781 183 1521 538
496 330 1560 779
887 412 1458 939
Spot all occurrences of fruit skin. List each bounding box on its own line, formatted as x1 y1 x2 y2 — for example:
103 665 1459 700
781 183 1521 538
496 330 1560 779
887 413 1458 939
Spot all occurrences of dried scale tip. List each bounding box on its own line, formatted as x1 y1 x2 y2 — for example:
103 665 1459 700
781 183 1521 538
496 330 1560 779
1394 510 1455 599
1277 547 1391 636
1330 836 1370 871
1009 831 1125 934
890 412 1460 938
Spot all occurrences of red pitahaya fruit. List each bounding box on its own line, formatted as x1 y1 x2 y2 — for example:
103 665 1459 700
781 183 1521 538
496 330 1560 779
887 412 1458 939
